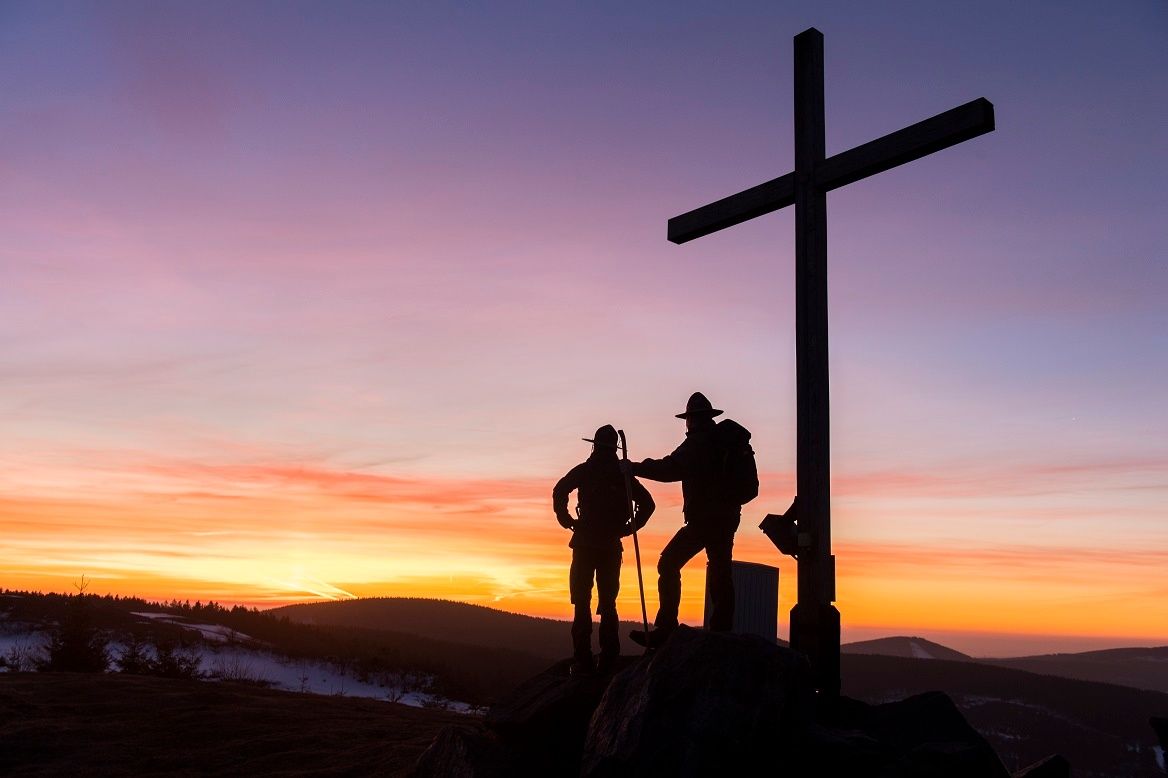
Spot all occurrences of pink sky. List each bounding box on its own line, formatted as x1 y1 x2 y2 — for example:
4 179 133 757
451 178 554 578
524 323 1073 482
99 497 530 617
1 2 1165 655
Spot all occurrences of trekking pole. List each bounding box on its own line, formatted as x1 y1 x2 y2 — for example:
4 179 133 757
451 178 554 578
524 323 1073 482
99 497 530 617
618 429 651 655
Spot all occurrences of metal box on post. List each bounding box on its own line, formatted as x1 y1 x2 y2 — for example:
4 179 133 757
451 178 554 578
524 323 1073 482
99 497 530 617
703 560 779 642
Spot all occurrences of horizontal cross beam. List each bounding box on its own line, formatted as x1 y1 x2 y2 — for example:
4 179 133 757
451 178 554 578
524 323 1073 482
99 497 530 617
667 97 995 244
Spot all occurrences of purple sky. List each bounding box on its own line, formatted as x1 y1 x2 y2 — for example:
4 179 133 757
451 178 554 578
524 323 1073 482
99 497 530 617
1 1 1165 652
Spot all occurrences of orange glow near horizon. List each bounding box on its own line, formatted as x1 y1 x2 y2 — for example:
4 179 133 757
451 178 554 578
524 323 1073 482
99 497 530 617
4 454 1165 657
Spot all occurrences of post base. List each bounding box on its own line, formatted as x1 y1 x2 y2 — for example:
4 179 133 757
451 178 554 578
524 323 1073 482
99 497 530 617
789 601 841 697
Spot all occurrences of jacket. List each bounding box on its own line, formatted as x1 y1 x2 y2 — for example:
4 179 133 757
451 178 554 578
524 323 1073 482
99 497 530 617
553 452 656 550
631 422 740 529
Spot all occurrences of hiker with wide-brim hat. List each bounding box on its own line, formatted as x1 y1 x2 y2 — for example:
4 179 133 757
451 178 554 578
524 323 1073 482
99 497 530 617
553 424 656 675
674 392 723 419
623 392 749 648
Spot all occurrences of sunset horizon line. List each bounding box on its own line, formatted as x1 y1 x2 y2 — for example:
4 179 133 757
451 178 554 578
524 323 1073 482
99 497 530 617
7 583 1163 659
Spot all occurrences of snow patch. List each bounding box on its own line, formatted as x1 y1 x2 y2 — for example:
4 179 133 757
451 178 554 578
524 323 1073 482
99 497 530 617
192 644 472 711
129 612 251 643
909 641 934 660
0 631 46 671
1 621 470 712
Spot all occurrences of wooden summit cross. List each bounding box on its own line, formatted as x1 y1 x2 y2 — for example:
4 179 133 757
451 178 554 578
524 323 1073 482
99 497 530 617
668 28 994 695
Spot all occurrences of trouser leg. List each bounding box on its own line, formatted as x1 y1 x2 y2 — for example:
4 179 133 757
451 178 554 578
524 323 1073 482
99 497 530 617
654 525 705 630
705 529 736 632
595 546 622 658
569 550 595 660
572 604 593 660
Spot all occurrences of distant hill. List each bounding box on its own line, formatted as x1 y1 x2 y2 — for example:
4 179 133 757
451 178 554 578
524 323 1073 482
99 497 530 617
842 635 971 662
271 597 644 661
981 646 1168 695
835 633 1168 697
272 598 1168 696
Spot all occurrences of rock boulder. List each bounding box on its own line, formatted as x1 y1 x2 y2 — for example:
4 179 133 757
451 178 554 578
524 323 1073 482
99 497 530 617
414 627 1019 777
581 626 813 776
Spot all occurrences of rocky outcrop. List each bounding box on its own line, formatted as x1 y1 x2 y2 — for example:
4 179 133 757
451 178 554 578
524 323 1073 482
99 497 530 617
412 656 638 777
582 627 813 776
414 626 1021 777
410 724 509 777
777 690 1011 778
483 657 634 775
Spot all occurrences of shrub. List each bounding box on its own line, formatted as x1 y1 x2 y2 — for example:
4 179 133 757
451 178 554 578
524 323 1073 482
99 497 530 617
116 632 153 674
152 638 203 679
208 652 271 686
3 638 40 672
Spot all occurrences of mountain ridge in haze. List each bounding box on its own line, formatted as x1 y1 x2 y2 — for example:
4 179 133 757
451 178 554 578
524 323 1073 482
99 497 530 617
841 635 972 662
981 646 1168 695
271 597 1167 692
272 597 591 660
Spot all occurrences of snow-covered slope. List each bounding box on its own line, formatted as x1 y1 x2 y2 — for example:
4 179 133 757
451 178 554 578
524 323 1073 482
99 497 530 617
842 635 973 662
1 609 471 711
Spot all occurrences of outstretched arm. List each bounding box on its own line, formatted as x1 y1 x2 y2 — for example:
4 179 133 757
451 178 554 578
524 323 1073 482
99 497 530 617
630 439 692 483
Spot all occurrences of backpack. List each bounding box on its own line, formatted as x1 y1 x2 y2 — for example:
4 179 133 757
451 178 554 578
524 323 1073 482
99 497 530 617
717 419 759 505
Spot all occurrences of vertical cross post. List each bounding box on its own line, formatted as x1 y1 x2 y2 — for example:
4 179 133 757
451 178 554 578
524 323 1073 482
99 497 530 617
665 27 992 699
788 27 841 698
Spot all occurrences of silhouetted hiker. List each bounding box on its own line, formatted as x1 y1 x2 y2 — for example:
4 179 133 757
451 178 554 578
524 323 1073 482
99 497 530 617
624 392 758 647
554 424 656 675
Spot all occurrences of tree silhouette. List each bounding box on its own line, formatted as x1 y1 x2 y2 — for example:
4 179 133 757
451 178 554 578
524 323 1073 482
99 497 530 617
39 590 109 673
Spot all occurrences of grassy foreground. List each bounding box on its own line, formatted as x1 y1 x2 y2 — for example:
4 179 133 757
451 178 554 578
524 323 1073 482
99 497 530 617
0 672 462 776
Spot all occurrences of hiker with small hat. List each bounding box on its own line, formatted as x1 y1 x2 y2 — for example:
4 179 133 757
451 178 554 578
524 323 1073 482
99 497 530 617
623 392 756 648
553 424 656 675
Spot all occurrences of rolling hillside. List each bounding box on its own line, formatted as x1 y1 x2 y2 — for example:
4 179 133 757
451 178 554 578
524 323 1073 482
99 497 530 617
981 646 1168 695
274 597 1168 695
842 635 972 662
1 591 547 704
272 597 644 661
4 593 1166 775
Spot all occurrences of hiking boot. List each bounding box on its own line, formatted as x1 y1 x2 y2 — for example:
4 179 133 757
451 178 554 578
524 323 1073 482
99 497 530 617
629 626 674 649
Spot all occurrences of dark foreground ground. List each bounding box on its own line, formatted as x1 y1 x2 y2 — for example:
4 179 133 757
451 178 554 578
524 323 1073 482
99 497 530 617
5 661 1166 777
0 673 463 776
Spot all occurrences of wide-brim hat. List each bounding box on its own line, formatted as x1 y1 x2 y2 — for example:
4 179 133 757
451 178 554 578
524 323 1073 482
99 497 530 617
676 392 723 419
583 424 619 448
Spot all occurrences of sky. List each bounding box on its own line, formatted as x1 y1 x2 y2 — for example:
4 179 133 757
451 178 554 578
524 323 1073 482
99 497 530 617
1 1 1165 656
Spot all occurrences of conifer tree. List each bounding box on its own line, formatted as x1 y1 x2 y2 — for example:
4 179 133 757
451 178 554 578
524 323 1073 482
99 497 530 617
40 592 108 673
